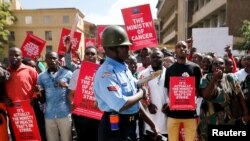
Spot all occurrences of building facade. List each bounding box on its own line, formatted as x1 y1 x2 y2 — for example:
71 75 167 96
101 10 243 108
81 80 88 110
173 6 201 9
6 8 85 60
0 0 88 62
157 0 250 49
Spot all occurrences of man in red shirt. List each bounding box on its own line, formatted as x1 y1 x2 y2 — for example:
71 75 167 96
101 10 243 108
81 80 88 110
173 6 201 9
4 47 38 102
4 47 46 141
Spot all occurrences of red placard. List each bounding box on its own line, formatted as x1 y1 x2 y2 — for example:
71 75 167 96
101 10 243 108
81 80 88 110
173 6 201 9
85 38 96 48
121 4 158 51
57 28 82 55
7 100 41 141
97 25 108 51
20 34 46 59
169 76 196 110
72 61 103 120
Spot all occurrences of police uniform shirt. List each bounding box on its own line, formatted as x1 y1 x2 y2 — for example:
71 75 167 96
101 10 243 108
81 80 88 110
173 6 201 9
93 57 139 114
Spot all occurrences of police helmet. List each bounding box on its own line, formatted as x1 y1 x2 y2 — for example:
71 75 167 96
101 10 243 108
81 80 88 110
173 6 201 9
101 25 132 47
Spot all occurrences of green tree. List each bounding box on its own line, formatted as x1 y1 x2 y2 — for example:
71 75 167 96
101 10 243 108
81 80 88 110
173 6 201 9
236 20 250 51
0 2 15 47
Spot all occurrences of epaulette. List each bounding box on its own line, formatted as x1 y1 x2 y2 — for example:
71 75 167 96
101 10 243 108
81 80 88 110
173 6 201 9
105 64 114 72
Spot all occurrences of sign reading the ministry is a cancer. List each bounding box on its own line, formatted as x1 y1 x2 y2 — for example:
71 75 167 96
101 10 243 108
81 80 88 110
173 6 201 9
169 76 196 111
7 100 41 141
73 61 103 120
20 34 46 59
121 4 158 51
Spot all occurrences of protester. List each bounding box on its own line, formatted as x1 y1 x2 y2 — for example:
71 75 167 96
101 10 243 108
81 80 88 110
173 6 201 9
137 47 152 72
37 51 72 141
198 57 249 141
93 25 159 141
238 55 247 70
164 41 202 141
234 54 250 126
67 45 99 141
200 55 213 74
163 56 175 69
0 66 10 141
22 57 46 73
224 46 238 73
139 50 168 140
4 47 46 141
192 52 203 67
22 57 37 68
58 52 66 67
126 54 139 79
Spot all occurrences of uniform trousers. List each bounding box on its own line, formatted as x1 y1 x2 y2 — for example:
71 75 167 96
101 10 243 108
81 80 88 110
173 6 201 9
98 112 139 141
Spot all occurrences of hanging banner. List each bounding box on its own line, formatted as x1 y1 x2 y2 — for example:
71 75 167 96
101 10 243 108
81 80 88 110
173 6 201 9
85 38 96 48
7 100 41 141
97 25 108 51
169 76 196 110
72 61 103 120
57 28 82 55
121 4 158 51
20 34 46 59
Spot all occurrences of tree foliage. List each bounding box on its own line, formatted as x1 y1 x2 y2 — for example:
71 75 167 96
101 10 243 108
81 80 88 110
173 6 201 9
235 20 250 51
0 3 15 47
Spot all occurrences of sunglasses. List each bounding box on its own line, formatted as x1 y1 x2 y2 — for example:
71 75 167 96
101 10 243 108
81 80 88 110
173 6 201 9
85 52 96 56
212 62 224 66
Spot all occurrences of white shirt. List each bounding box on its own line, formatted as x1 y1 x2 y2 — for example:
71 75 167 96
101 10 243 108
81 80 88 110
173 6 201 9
138 66 168 134
68 69 80 90
235 68 248 82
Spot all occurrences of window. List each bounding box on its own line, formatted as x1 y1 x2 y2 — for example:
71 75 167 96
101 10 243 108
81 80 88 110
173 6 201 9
8 31 15 41
63 16 69 23
46 45 52 53
26 31 33 34
45 31 52 40
25 16 32 24
4 0 11 3
43 16 51 24
218 11 226 27
210 16 218 27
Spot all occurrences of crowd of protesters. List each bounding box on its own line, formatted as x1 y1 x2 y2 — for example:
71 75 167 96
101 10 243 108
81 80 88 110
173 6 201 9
0 26 250 141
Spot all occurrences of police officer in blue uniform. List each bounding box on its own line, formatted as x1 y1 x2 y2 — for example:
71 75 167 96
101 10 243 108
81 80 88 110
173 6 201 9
93 25 158 141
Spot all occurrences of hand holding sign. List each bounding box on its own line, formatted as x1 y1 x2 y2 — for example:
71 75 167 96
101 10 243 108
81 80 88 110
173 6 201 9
64 35 72 53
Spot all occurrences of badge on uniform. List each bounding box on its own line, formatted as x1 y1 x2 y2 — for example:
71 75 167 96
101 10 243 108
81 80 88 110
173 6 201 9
107 85 119 91
102 72 112 78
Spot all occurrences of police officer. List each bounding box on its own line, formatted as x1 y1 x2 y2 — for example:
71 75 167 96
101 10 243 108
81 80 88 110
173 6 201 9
93 25 158 141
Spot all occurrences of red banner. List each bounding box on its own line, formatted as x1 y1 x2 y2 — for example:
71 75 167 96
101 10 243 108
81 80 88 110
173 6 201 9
20 34 46 59
7 100 41 141
121 4 158 51
57 28 82 55
97 25 108 51
85 38 96 48
169 77 196 110
72 61 103 120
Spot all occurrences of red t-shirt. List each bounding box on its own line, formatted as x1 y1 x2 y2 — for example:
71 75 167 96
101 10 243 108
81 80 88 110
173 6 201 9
5 63 38 101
